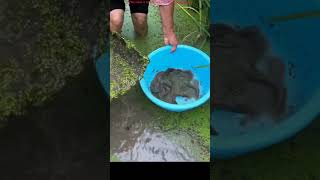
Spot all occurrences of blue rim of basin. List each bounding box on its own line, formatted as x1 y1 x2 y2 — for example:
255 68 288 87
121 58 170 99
212 88 320 159
140 45 210 112
95 53 109 95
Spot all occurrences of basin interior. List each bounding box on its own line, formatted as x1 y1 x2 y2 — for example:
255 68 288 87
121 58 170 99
211 0 320 156
142 45 210 103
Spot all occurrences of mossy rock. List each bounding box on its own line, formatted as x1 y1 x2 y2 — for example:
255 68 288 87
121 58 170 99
0 0 107 122
110 33 148 99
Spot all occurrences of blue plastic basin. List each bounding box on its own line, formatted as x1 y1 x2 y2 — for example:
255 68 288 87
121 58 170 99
211 0 320 159
95 53 109 95
140 45 210 112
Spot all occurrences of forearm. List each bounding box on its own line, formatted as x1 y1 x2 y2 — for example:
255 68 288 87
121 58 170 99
159 1 175 36
154 0 177 52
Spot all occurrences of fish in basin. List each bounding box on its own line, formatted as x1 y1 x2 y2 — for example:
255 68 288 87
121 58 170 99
211 23 287 127
151 68 200 104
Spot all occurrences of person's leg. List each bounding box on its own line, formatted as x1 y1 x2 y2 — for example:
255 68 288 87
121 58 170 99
129 0 150 36
110 0 125 33
131 13 148 36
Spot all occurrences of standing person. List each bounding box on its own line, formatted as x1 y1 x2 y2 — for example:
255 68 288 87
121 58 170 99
110 0 178 52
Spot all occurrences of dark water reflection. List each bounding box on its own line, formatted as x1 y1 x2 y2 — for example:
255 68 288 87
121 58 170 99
0 62 108 180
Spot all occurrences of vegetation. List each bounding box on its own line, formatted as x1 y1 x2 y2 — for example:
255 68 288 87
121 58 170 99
177 0 210 48
267 9 320 23
156 102 210 160
110 33 148 99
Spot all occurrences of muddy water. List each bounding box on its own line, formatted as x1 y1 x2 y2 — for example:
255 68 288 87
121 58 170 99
110 84 205 161
115 129 195 162
110 85 194 161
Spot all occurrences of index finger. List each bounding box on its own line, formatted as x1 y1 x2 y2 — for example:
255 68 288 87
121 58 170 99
170 44 177 53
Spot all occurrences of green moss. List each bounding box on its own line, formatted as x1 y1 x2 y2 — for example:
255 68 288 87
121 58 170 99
154 103 210 160
0 0 105 122
97 5 109 58
110 154 121 162
0 60 25 119
110 33 149 100
110 53 139 99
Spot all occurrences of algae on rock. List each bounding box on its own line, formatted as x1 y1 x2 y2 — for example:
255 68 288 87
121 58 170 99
0 0 107 122
110 33 148 99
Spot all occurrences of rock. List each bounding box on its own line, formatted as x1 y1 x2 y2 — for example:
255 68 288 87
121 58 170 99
110 33 148 99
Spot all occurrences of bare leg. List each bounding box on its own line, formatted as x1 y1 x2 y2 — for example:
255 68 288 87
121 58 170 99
110 9 125 33
131 13 148 36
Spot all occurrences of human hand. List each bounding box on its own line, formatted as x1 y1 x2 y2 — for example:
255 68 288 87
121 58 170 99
164 32 178 53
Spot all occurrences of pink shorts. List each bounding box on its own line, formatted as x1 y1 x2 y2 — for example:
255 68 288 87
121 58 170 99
151 0 174 6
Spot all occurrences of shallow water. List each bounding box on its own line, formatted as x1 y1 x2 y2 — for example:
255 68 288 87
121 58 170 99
115 129 195 162
110 84 207 161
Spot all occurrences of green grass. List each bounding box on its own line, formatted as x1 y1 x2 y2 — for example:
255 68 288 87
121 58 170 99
177 0 210 48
